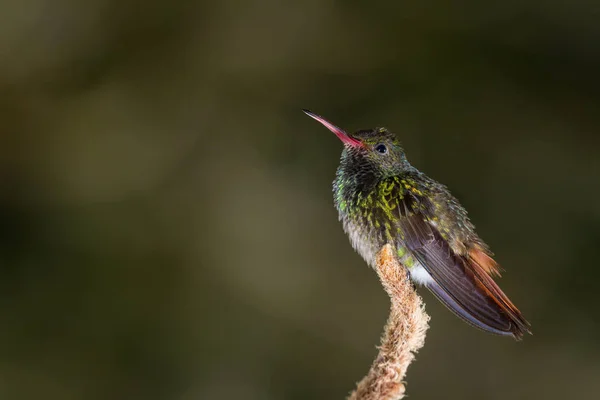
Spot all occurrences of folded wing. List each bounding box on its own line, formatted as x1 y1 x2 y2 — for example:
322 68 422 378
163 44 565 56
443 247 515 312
396 198 531 339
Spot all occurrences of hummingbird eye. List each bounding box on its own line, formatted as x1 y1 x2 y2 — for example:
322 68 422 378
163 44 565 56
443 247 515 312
375 144 387 154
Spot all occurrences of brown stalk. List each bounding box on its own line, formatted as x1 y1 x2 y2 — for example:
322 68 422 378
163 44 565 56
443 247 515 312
348 244 430 400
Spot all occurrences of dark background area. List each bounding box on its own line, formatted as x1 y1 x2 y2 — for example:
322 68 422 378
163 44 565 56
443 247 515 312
0 1 599 399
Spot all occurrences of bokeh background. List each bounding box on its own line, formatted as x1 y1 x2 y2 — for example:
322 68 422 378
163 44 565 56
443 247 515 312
1 1 599 399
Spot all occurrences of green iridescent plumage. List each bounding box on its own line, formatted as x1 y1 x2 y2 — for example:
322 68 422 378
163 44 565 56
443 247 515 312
304 109 531 339
333 130 481 268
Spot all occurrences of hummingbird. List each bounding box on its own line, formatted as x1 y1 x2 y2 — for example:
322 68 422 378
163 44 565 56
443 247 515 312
303 109 531 339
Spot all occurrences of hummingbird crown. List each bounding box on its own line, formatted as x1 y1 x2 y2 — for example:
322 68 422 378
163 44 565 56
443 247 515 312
338 127 414 193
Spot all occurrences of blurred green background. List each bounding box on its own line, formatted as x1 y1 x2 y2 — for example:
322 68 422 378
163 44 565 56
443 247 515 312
1 1 599 399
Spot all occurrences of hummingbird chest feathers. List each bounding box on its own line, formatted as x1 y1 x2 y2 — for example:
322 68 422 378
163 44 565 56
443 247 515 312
333 165 474 270
334 170 426 266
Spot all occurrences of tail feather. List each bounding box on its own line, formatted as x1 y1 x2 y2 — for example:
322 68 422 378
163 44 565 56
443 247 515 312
426 278 528 339
410 233 531 339
396 210 531 339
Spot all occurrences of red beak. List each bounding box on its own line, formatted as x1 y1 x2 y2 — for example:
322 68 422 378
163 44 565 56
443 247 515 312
303 109 362 147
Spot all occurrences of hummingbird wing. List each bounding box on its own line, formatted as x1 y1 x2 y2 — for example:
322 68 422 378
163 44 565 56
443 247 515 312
395 194 531 339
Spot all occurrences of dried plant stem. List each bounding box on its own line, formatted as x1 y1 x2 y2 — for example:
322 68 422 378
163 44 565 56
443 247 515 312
348 244 430 400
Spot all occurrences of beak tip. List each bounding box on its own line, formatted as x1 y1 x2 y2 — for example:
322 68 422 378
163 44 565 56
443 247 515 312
302 109 361 148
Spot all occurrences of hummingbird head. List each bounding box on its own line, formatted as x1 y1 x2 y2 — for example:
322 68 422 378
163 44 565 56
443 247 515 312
303 109 412 190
